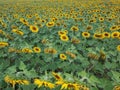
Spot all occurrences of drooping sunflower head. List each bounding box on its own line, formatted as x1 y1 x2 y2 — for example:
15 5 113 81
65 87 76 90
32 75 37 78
52 72 63 81
30 25 39 33
82 32 90 38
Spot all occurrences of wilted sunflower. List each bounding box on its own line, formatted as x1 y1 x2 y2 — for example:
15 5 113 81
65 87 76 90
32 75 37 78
71 38 80 44
86 25 93 31
103 32 110 38
30 25 39 33
82 32 90 38
60 35 69 41
33 47 41 53
70 26 79 31
46 21 55 27
117 45 120 51
60 54 67 60
111 31 119 38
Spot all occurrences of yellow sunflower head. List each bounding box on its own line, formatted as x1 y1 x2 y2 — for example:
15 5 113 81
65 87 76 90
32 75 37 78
46 21 55 27
93 33 104 39
70 26 79 31
82 32 90 38
30 25 39 33
58 31 67 36
33 47 41 53
103 32 110 38
60 35 69 42
110 25 118 31
99 17 104 22
60 54 67 60
111 31 119 38
117 45 120 51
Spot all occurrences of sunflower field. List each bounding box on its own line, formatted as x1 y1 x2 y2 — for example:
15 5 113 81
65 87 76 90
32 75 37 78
0 0 120 90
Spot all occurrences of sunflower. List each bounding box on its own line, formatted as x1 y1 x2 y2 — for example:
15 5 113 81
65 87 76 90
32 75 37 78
33 47 41 53
99 17 104 22
103 32 110 38
82 32 90 38
71 38 80 44
46 21 55 27
86 25 93 31
30 25 39 33
111 31 119 38
117 45 120 51
110 25 118 31
60 35 69 41
60 54 67 60
22 48 33 53
0 42 9 47
52 72 63 81
89 18 96 23
93 33 104 39
70 26 79 31
12 29 24 36
58 31 67 36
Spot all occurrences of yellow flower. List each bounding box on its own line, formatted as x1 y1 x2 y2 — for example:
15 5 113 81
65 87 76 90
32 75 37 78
12 29 24 36
114 85 120 90
99 17 104 22
58 31 67 36
46 21 55 27
82 32 90 38
30 25 39 33
34 79 43 87
34 79 55 89
60 35 69 42
70 26 79 31
111 31 119 38
21 80 29 85
0 42 9 47
93 33 104 39
117 45 120 51
103 32 110 38
110 25 118 31
22 48 33 53
52 72 63 81
33 47 41 53
60 54 67 60
86 25 93 31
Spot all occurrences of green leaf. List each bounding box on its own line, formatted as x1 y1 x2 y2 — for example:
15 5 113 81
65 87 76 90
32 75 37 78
19 61 26 70
111 71 120 83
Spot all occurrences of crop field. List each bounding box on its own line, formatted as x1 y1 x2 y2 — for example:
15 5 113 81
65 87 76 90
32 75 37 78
0 0 120 90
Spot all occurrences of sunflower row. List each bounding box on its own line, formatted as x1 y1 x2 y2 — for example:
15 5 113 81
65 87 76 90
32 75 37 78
4 72 89 90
